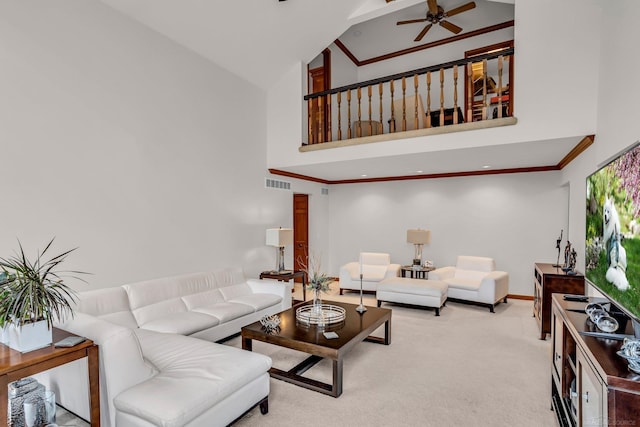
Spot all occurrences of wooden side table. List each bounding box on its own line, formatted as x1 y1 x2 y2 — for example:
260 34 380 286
0 328 100 426
400 265 435 279
259 270 308 301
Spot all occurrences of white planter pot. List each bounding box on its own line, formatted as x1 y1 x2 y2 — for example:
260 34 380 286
6 320 52 352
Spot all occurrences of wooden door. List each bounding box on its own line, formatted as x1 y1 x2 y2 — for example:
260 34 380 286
309 67 326 144
293 194 309 282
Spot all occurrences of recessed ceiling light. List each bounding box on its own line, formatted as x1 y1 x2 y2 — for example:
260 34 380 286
353 30 362 37
361 174 368 177
482 165 491 169
416 170 423 174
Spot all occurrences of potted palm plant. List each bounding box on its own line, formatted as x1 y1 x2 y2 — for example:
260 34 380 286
0 238 85 352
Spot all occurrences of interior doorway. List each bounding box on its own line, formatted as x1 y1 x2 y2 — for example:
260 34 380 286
293 193 309 284
308 49 331 144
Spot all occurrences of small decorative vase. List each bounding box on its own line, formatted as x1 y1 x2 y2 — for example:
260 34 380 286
312 288 326 327
312 288 322 312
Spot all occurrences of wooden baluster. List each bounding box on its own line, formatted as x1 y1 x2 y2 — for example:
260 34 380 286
368 85 373 136
466 62 473 123
426 72 432 128
453 65 459 124
379 82 383 134
357 87 362 137
414 74 419 130
347 89 352 140
482 58 488 121
497 56 503 118
317 96 323 142
401 76 407 132
390 79 395 133
326 94 332 142
337 92 342 141
439 68 445 127
308 97 313 144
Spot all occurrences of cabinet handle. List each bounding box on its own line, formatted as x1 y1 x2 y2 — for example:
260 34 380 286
582 391 590 403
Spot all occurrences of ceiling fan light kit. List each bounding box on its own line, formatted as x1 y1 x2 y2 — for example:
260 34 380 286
397 0 476 42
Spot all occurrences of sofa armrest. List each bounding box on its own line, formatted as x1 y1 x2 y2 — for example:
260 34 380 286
384 263 401 279
477 270 510 303
429 266 455 281
247 278 293 298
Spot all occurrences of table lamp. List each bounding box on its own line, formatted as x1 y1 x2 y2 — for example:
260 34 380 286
266 227 294 273
407 228 431 266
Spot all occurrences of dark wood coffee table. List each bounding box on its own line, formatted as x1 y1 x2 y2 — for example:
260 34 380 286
241 300 391 397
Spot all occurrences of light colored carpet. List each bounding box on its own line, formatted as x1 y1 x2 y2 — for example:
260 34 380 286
231 282 557 427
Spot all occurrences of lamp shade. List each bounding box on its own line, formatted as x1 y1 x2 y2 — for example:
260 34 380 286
407 229 431 245
266 228 293 247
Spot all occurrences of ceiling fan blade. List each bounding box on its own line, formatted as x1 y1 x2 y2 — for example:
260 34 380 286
440 20 462 34
397 18 428 25
414 24 433 42
445 1 476 17
426 0 439 15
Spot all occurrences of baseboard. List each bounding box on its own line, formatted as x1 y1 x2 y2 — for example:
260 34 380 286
507 294 533 301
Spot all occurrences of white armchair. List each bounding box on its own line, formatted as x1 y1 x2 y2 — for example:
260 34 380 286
430 256 509 313
339 252 401 294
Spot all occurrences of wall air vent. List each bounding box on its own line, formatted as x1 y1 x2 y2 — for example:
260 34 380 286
321 188 329 195
265 178 291 191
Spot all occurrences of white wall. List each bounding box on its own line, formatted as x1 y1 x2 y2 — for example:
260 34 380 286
561 0 640 292
328 171 568 296
0 1 327 290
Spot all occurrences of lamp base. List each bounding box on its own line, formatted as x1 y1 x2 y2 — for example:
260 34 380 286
413 259 421 266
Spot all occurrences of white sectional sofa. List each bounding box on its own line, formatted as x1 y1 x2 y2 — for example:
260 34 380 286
44 268 292 427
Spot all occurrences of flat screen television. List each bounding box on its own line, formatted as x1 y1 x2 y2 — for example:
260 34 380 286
585 141 640 337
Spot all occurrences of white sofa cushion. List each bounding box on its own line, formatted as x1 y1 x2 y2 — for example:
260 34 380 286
219 283 254 300
181 289 226 309
361 252 391 265
115 329 271 427
453 269 489 284
141 311 220 335
228 293 282 311
74 287 138 329
192 302 255 322
351 264 389 281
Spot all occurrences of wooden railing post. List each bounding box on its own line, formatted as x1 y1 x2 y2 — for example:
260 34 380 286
401 76 407 132
390 79 395 133
466 62 473 123
326 94 332 142
357 87 362 137
379 82 384 131
426 72 432 128
347 89 352 140
337 92 342 141
482 58 488 121
497 55 503 119
414 74 419 130
439 68 444 127
453 65 459 124
368 85 373 136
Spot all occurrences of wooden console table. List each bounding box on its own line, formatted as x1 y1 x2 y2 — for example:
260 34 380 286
260 270 307 301
533 262 584 340
551 294 640 426
0 328 100 426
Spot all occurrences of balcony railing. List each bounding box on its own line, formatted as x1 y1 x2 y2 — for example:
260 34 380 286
303 47 514 146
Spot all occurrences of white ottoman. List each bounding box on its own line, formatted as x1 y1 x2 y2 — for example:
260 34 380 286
376 278 448 316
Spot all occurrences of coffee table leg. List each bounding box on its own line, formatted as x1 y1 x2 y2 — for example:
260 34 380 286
333 358 343 397
242 336 253 351
384 318 391 345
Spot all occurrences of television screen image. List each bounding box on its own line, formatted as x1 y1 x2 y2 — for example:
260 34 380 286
585 143 640 324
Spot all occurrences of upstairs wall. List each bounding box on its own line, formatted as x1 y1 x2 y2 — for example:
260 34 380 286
266 0 601 171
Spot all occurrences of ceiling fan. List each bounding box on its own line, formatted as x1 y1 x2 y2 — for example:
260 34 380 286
397 0 476 42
